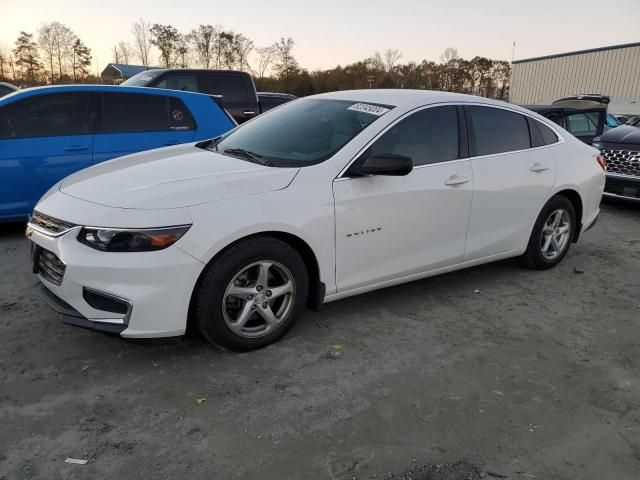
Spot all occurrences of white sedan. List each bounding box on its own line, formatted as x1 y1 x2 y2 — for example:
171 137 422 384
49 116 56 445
27 90 606 350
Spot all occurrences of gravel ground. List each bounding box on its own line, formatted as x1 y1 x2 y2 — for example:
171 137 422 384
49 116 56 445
1 202 639 480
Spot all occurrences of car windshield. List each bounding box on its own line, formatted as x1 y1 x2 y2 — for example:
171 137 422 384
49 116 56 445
213 98 394 167
121 70 165 86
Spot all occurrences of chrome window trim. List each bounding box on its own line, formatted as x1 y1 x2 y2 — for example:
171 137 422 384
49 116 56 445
336 101 565 180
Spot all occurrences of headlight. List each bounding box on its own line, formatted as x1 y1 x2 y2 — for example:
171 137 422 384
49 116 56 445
78 225 191 252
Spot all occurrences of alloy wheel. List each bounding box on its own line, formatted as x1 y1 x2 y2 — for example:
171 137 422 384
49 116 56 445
222 261 296 338
540 209 571 260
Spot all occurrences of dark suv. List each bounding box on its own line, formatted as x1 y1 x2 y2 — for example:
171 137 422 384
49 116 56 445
593 125 640 202
525 95 611 144
123 69 259 124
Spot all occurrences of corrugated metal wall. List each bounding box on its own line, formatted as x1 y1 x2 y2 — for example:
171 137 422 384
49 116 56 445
510 44 640 109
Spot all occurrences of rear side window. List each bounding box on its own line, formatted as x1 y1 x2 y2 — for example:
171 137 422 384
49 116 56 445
206 75 248 102
369 106 459 166
468 106 530 156
0 92 91 139
154 74 199 93
260 96 290 112
564 112 598 136
100 93 195 133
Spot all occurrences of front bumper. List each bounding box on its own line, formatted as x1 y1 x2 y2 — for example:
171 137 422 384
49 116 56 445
28 225 205 338
603 173 640 202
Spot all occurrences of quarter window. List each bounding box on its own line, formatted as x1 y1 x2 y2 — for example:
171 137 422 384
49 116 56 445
0 93 91 140
536 121 558 145
468 106 530 156
100 93 195 133
369 106 459 166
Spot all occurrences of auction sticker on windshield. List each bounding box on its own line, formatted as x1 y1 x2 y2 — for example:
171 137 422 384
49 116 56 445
347 103 391 116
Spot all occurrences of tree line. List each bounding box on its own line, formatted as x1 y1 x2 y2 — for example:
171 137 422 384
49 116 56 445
0 21 510 101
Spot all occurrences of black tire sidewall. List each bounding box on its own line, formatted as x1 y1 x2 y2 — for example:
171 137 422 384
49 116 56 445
525 195 576 269
195 237 309 351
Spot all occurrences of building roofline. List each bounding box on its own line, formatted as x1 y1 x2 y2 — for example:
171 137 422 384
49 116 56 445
512 42 640 65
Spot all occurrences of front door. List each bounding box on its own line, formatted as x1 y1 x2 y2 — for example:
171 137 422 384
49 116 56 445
0 92 94 220
333 105 473 292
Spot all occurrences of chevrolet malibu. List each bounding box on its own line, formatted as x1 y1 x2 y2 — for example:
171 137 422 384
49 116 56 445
27 90 606 351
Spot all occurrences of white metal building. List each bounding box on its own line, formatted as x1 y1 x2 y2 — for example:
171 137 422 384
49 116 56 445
510 42 640 115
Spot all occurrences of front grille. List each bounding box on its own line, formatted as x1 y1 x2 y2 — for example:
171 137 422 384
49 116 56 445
38 249 66 286
30 211 76 235
602 148 640 177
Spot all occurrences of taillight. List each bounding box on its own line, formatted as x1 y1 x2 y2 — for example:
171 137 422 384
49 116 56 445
596 154 607 172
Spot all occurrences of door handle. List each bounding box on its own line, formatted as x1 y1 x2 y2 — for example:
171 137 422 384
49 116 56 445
63 146 89 152
530 163 550 172
444 175 469 186
243 110 256 117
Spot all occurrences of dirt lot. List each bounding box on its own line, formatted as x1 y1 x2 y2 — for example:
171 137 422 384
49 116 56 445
1 202 639 480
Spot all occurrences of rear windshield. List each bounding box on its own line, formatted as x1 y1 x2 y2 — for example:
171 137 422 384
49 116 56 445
121 70 165 86
214 99 394 167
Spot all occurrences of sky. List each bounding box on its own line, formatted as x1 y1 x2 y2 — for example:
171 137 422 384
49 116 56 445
2 0 640 74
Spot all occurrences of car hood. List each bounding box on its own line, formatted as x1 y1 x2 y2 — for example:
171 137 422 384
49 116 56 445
600 125 640 146
60 144 299 209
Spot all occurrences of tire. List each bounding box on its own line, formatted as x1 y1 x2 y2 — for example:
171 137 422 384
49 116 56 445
522 195 576 270
194 236 309 351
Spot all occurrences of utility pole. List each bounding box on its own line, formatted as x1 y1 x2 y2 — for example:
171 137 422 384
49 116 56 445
511 41 516 63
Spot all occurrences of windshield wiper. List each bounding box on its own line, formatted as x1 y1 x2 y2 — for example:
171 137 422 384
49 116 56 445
223 148 269 165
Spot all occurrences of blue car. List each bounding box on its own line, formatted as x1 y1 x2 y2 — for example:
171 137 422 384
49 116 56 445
0 85 236 221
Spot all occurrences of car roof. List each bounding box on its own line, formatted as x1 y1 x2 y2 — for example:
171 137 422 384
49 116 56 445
0 84 214 103
310 89 525 111
147 68 250 76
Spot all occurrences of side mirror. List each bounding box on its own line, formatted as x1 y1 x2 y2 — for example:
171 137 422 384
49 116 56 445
348 153 413 177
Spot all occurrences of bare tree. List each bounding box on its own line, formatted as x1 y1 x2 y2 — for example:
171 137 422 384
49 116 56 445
440 47 459 63
38 23 57 83
253 46 275 79
0 45 9 80
175 35 190 68
132 19 152 67
117 41 133 64
52 23 75 80
187 25 216 68
383 48 402 72
234 34 254 71
112 45 119 64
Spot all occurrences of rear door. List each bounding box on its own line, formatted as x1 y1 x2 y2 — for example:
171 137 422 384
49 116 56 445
93 92 196 164
203 72 258 123
0 91 94 219
463 105 558 260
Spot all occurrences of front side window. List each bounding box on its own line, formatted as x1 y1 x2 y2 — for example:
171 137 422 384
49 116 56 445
468 106 530 156
155 74 199 93
0 92 91 140
100 93 195 133
564 112 598 136
368 106 459 166
215 99 394 166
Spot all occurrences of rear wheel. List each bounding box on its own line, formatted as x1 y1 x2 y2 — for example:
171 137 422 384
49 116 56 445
194 236 309 351
522 195 576 269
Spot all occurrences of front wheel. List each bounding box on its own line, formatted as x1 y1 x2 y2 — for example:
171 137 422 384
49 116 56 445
522 195 576 269
194 236 309 351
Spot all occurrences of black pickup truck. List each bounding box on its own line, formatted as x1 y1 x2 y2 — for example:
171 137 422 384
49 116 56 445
123 69 259 124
